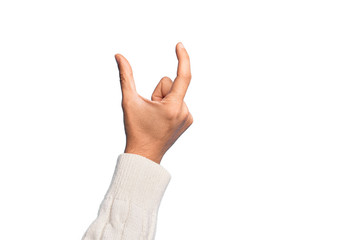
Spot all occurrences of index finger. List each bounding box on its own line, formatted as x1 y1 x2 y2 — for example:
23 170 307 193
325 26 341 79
169 42 192 100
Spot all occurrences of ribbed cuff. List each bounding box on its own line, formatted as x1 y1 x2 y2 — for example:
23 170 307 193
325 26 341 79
104 153 171 212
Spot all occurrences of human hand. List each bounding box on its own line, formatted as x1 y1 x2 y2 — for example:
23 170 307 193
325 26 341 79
114 42 193 164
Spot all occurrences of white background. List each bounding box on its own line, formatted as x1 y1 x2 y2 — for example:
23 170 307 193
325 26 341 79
0 0 359 239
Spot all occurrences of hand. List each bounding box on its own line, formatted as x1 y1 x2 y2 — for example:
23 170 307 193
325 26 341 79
115 42 193 164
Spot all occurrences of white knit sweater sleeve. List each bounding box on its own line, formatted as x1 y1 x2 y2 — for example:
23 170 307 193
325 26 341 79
81 153 171 240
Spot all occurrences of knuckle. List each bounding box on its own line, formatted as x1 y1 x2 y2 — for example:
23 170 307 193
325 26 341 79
165 105 182 120
165 103 191 122
177 109 191 124
119 73 127 82
181 108 190 119
188 113 194 125
120 72 133 83
166 109 179 120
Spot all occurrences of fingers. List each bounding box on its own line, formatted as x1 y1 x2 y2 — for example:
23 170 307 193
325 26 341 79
115 54 137 100
151 77 173 101
169 42 192 100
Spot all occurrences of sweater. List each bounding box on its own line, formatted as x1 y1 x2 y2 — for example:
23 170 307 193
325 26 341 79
81 153 171 240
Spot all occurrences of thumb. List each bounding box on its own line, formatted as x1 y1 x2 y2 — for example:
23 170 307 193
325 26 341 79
115 54 137 100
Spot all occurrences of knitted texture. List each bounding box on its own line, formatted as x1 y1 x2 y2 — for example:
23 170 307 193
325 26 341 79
82 153 171 240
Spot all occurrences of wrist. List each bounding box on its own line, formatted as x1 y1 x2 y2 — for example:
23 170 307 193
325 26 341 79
124 146 163 164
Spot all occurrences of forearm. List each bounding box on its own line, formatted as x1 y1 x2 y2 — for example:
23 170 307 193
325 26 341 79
82 153 171 240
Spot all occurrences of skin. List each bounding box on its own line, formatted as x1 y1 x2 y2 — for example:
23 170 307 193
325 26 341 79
114 42 193 164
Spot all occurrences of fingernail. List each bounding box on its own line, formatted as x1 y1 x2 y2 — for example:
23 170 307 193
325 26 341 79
179 42 184 48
